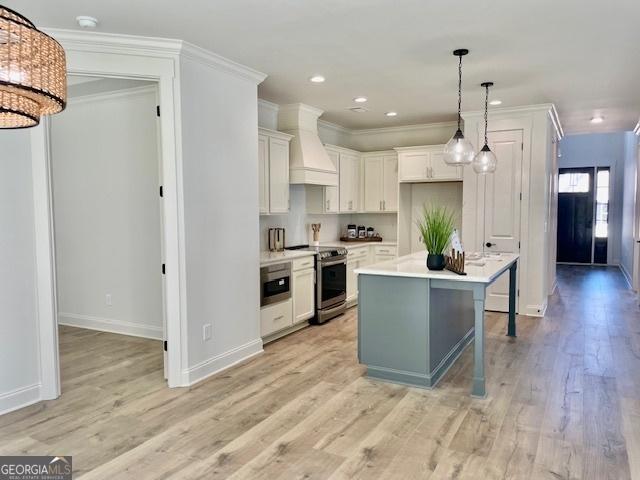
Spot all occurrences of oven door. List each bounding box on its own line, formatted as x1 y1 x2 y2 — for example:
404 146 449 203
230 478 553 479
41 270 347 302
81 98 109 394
261 268 291 307
319 257 346 309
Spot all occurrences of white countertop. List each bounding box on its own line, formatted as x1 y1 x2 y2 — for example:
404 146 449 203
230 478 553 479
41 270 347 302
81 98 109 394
355 250 518 284
260 250 316 266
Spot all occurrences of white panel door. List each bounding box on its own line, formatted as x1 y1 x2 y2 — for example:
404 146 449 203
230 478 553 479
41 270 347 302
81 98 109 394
258 134 269 214
363 156 384 212
398 152 429 182
268 137 290 213
484 129 523 312
383 155 398 211
293 268 315 322
430 151 462 181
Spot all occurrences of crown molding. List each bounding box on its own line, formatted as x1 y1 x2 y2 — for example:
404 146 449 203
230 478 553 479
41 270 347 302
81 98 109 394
317 119 351 135
548 104 564 139
45 29 266 85
279 103 325 118
44 28 183 57
179 41 266 84
462 103 557 119
350 120 456 136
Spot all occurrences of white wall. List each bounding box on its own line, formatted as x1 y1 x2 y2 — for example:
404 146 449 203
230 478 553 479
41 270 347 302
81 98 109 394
0 130 41 414
180 55 263 383
50 87 163 339
559 132 626 265
621 132 639 283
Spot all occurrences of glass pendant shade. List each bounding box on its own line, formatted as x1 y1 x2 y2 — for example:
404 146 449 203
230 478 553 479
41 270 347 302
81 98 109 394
0 6 67 129
472 144 498 174
444 129 475 165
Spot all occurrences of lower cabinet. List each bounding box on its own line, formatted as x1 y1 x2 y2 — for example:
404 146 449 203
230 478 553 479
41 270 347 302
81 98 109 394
292 267 315 323
372 245 398 264
346 259 359 304
260 298 293 337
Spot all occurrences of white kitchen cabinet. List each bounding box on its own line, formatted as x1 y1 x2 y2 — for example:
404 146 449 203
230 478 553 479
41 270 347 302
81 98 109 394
346 246 370 304
373 245 398 264
260 298 293 337
292 267 315 323
258 134 269 214
338 151 360 213
396 145 462 183
363 152 398 212
258 128 293 214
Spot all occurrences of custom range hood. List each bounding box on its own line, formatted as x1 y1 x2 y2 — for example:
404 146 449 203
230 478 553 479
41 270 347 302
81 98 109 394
278 103 338 186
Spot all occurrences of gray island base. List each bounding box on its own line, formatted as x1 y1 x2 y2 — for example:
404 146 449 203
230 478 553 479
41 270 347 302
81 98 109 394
356 251 519 397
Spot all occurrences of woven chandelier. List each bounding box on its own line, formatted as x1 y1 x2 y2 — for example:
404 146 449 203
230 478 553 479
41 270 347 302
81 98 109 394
0 5 66 129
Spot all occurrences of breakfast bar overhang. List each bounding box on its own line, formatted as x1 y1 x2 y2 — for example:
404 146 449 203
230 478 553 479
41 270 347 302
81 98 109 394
356 251 519 397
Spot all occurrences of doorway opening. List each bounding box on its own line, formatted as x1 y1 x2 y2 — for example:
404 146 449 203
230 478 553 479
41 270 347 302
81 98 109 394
557 166 610 264
49 75 168 390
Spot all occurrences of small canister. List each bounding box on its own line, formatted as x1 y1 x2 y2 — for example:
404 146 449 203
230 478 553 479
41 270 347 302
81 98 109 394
358 226 366 238
367 227 375 238
347 224 357 239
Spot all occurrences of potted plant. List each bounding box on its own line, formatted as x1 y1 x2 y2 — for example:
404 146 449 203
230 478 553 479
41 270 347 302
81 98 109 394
416 205 455 270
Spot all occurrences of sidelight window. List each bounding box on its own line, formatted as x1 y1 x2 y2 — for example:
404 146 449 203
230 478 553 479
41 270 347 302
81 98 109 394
594 169 609 238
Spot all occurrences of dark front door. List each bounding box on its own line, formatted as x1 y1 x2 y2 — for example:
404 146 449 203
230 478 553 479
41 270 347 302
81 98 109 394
557 167 594 263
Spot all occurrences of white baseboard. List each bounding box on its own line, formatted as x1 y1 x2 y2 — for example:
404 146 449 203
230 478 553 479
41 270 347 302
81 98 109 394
620 264 633 289
58 312 163 340
0 383 41 416
523 302 546 317
184 338 263 386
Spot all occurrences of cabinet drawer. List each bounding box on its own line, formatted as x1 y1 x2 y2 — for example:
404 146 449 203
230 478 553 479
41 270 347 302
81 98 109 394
374 245 397 256
260 299 293 337
347 246 369 259
292 256 315 271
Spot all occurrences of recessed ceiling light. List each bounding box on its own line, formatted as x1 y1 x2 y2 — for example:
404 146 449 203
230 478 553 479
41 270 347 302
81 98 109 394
349 107 368 113
309 75 325 83
76 16 98 28
353 97 367 103
590 116 604 124
385 111 398 117
489 99 502 106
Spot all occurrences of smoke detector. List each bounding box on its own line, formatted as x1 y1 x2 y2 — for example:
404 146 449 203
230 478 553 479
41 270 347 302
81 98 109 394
76 16 98 28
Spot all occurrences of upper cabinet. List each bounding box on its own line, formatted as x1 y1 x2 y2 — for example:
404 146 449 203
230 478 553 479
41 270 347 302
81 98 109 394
362 152 398 212
396 145 462 183
338 150 360 213
259 128 293 214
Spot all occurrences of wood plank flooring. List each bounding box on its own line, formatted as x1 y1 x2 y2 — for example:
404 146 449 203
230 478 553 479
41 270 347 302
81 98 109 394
1 265 639 479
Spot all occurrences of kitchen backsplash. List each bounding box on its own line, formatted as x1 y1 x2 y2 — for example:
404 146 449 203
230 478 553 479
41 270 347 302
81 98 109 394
259 185 397 250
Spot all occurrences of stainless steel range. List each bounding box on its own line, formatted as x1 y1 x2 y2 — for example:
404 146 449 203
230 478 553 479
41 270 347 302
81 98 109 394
286 245 348 324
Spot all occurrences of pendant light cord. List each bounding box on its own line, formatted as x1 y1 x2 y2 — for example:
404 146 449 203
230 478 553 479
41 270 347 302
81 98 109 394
457 54 463 131
484 83 489 146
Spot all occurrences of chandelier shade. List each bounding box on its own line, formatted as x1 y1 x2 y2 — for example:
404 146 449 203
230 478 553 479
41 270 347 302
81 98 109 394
0 5 67 129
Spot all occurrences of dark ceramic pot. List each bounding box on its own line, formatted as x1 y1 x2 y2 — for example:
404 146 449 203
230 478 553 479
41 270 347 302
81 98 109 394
426 253 445 271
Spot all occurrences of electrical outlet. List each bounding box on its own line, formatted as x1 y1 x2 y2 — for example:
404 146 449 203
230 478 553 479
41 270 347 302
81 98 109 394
105 294 112 306
203 324 212 341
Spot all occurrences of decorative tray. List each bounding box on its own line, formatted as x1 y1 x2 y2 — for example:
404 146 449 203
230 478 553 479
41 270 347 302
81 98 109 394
339 236 383 243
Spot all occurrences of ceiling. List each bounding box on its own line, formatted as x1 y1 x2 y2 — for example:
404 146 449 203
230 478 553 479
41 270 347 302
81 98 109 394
9 0 640 133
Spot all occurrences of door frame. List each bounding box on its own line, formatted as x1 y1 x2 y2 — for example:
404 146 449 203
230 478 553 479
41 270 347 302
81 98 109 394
31 31 188 398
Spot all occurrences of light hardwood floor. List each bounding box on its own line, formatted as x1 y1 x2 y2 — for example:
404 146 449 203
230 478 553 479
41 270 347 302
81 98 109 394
1 265 639 479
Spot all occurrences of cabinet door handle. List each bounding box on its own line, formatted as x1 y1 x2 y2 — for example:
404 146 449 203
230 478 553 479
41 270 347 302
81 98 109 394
486 242 494 248
326 199 330 211
379 200 382 211
274 315 284 321
383 200 386 210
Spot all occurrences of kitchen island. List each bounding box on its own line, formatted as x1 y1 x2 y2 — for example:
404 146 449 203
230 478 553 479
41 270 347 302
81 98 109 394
355 250 518 397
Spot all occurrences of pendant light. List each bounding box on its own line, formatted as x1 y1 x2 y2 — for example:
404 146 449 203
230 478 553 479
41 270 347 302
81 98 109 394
0 6 67 129
472 82 498 174
443 49 474 166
